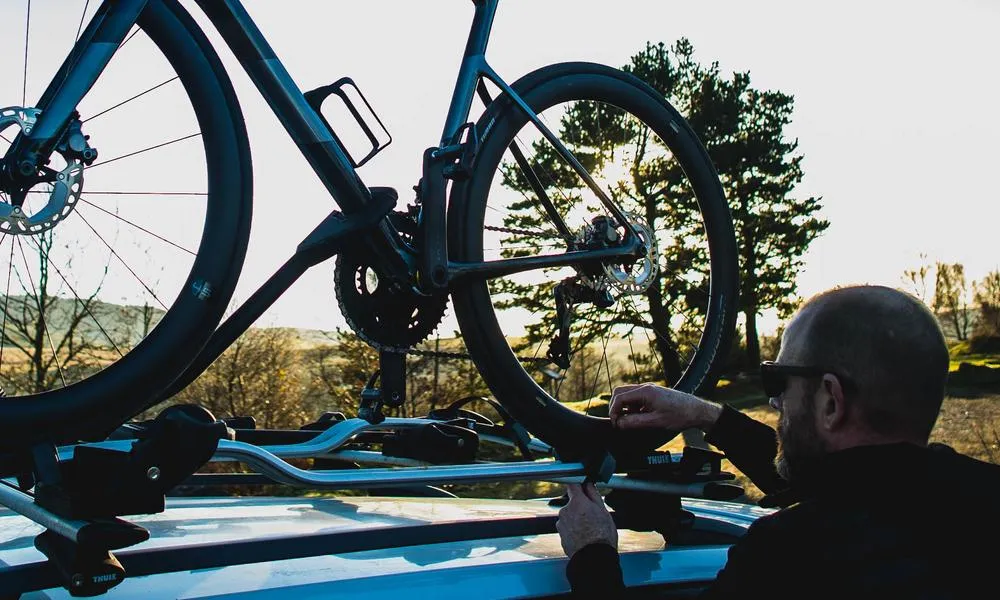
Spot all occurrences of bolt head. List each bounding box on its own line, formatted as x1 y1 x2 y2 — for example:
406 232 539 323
147 466 161 481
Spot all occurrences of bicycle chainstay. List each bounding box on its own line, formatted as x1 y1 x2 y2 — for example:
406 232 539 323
335 216 619 366
333 215 566 362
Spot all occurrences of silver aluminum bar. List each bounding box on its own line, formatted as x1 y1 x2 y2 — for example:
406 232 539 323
214 439 584 488
0 480 84 542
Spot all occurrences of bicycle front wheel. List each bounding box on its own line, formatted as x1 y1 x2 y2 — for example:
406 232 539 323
0 0 251 450
449 63 738 458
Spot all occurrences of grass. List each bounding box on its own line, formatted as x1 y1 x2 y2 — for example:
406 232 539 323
949 354 1000 371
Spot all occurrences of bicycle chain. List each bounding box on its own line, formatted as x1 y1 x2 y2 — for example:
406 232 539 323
483 223 561 240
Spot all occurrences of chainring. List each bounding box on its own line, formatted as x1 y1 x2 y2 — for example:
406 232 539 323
334 248 448 351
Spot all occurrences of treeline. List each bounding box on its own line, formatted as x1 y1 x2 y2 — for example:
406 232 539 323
161 326 658 429
902 260 1000 348
163 328 495 429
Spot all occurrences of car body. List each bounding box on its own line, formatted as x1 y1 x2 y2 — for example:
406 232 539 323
0 492 773 599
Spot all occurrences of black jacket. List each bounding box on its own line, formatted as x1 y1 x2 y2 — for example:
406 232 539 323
567 405 1000 599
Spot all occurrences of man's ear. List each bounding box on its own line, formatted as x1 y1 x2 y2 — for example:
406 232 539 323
818 373 848 432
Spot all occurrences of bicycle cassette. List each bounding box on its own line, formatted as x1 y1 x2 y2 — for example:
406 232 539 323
334 249 448 350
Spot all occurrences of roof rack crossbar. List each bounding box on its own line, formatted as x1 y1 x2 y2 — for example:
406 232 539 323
0 479 86 543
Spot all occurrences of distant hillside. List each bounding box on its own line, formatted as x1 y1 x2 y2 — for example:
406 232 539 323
0 294 166 348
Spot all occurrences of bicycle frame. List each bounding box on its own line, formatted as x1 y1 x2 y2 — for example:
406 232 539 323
192 0 641 281
3 0 647 401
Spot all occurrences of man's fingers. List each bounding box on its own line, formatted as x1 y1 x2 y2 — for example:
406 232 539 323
613 383 644 393
565 483 583 500
615 411 661 430
609 389 649 415
581 482 603 504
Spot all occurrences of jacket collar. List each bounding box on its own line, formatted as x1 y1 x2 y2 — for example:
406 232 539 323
760 442 935 508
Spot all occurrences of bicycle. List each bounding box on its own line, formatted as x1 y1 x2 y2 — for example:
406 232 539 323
0 0 738 462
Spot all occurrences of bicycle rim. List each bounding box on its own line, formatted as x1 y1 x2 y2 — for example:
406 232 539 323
450 63 738 457
0 0 250 448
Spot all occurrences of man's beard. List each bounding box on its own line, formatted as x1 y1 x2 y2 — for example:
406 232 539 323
775 400 829 482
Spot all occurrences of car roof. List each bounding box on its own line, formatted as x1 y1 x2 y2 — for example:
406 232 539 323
1 494 771 599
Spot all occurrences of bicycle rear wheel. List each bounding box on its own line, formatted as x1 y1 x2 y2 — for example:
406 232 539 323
449 63 738 458
0 0 251 449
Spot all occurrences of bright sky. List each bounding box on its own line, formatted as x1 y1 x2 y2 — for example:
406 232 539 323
181 0 997 335
9 1 996 337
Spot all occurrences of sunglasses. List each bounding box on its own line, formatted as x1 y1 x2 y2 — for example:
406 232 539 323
759 361 858 399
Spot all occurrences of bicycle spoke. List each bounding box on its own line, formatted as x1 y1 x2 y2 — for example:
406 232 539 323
509 133 581 229
22 0 31 107
621 293 663 375
493 171 560 234
85 132 201 170
79 197 196 256
74 210 168 310
602 333 614 401
16 237 67 389
28 235 123 359
119 26 141 50
74 0 92 43
0 235 14 374
537 107 601 232
626 332 640 380
585 322 615 412
83 76 179 124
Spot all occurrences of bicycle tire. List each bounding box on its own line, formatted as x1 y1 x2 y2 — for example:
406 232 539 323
0 0 251 450
449 62 738 459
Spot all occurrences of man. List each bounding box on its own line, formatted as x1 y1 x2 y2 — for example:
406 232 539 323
556 285 1000 598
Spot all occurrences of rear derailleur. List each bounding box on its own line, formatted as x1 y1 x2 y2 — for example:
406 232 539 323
545 215 624 368
546 277 614 369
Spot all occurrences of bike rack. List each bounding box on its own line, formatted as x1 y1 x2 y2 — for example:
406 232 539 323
0 411 744 596
4 413 742 544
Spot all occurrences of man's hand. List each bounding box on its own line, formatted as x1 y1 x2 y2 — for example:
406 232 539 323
556 483 618 558
609 383 722 432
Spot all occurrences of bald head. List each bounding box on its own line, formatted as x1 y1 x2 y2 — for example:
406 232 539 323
782 285 949 441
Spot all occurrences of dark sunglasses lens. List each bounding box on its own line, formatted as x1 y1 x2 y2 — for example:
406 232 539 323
761 368 786 398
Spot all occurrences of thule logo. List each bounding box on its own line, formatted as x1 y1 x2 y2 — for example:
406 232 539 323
645 454 671 465
92 574 119 584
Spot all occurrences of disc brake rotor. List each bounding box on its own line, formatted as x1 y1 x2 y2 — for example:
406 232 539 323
603 212 658 294
0 107 85 236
